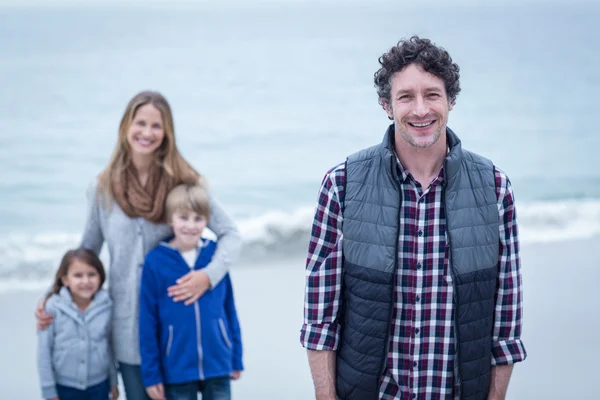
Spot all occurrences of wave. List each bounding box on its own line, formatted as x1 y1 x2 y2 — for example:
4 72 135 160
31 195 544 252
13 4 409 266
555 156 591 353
1 199 599 292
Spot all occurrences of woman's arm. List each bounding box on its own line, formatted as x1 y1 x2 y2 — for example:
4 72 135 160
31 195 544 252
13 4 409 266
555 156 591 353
168 196 241 304
80 181 105 253
36 181 106 328
203 196 241 287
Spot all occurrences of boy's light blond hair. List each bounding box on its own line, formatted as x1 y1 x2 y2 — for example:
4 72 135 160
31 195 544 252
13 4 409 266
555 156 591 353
165 183 211 223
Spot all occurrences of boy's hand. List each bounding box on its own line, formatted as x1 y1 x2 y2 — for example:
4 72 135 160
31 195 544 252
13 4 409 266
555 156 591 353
146 383 166 400
168 270 210 305
111 386 119 400
35 298 53 331
230 370 242 380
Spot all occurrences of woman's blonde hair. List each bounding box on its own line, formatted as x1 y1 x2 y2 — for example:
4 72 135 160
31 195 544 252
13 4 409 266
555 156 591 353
98 91 200 201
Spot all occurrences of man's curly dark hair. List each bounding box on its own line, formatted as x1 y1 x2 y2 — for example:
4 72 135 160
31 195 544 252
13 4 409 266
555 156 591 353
374 36 461 108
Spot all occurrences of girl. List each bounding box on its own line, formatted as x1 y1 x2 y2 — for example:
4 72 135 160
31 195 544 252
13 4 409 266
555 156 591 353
36 91 241 400
37 248 119 400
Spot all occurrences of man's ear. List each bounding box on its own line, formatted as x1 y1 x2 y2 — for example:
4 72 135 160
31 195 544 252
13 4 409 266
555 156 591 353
448 99 455 111
382 99 394 120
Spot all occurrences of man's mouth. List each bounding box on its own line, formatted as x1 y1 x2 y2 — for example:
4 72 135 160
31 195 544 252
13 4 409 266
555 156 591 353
408 121 434 128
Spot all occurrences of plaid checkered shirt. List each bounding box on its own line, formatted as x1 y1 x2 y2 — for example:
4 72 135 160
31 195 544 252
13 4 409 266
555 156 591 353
301 157 526 400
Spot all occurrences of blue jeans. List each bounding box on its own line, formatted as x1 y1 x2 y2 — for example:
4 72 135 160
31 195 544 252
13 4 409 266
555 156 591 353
56 379 109 400
119 362 150 400
165 377 231 400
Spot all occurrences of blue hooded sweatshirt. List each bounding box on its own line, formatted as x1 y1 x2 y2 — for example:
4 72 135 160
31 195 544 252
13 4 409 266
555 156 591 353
139 238 243 388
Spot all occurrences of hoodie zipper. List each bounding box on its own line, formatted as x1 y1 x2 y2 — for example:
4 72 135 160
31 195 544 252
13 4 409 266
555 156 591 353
188 261 205 381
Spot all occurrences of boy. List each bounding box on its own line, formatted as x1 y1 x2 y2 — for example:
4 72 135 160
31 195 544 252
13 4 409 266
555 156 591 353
139 183 243 400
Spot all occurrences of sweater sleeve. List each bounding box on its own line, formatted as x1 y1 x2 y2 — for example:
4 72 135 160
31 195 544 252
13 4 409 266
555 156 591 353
204 196 241 288
107 308 118 388
80 180 104 254
37 301 57 399
139 256 163 388
224 275 244 371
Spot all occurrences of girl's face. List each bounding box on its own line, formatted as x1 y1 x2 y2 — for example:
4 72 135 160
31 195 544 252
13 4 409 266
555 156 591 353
126 103 166 160
61 259 101 303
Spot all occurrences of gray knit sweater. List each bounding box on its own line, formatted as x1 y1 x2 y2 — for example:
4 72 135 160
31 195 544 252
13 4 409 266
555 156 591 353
80 181 241 365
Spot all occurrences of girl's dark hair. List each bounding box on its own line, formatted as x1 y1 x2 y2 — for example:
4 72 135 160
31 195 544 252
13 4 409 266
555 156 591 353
374 35 461 107
47 248 106 300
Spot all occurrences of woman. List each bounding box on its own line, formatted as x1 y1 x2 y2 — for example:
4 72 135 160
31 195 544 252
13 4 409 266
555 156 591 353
36 91 241 400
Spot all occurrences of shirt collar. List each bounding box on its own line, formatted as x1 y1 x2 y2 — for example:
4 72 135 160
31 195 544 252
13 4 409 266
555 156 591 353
392 147 448 186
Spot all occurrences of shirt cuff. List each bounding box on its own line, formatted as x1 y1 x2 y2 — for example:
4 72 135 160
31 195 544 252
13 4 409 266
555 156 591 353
491 339 527 366
300 323 340 351
42 385 58 399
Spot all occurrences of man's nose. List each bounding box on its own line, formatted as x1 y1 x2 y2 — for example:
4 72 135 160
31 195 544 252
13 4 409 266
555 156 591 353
413 95 429 117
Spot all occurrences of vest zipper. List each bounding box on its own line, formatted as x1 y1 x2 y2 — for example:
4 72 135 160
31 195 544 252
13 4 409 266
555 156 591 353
379 182 402 381
444 191 462 398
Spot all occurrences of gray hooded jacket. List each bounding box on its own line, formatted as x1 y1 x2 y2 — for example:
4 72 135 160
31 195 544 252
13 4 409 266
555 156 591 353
37 287 117 399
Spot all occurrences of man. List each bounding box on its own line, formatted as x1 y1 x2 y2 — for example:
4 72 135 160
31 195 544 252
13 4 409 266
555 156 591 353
301 36 526 400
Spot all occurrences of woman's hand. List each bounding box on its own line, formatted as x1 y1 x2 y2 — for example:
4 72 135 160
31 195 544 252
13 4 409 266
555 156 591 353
35 298 53 331
168 270 210 305
230 370 242 380
146 383 166 400
111 386 119 400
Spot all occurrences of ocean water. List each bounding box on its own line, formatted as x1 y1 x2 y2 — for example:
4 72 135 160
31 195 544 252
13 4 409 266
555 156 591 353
1 0 599 290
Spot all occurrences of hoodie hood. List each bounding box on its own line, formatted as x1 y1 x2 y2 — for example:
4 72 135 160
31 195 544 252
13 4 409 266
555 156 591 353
50 286 112 323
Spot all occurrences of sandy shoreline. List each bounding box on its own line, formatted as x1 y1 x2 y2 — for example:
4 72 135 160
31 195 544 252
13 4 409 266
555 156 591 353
1 237 599 399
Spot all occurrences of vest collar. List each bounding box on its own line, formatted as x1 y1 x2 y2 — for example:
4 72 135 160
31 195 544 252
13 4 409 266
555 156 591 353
444 127 463 188
381 124 463 185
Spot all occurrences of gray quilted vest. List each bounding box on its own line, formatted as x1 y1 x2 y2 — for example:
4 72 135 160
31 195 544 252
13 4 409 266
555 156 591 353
337 125 499 400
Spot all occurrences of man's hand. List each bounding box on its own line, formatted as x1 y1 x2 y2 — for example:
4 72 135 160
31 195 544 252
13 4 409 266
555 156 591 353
146 383 166 400
110 385 119 400
168 270 210 305
35 298 53 331
230 370 242 380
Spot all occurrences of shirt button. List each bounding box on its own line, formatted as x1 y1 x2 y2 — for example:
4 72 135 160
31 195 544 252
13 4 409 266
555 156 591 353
415 328 420 335
413 361 418 368
416 263 422 270
417 230 423 237
412 394 417 399
415 295 420 302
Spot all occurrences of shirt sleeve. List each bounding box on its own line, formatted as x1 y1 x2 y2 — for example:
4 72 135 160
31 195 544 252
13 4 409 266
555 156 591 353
300 163 345 351
492 168 527 365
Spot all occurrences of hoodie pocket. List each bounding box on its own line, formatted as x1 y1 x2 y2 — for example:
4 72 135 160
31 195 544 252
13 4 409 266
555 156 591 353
166 325 174 357
218 318 232 349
